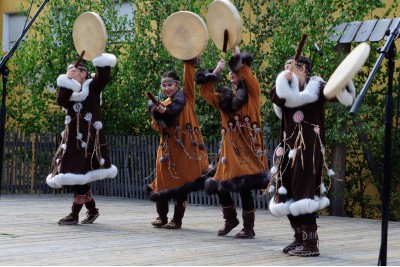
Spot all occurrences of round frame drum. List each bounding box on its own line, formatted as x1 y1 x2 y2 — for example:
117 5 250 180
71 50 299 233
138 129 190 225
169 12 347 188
73 12 107 61
324 42 370 99
206 0 242 51
161 11 208 60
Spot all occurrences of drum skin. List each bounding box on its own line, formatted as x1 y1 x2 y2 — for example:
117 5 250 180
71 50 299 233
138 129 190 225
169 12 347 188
73 12 107 61
206 0 242 51
324 42 370 99
161 11 208 60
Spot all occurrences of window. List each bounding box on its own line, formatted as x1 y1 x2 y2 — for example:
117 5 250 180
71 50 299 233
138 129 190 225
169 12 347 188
110 0 135 42
2 13 27 52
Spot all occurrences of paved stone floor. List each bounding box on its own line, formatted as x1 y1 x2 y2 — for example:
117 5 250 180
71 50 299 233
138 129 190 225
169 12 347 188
0 194 399 266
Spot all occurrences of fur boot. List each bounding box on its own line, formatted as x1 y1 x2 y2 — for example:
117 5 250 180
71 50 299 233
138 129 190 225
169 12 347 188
288 224 319 257
282 221 303 253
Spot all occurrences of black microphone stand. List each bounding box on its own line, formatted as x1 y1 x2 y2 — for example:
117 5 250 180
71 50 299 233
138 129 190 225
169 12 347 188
350 20 400 266
0 0 49 195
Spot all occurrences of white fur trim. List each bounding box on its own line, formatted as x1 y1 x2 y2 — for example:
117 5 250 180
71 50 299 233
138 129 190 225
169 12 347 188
92 53 117 68
336 80 356 106
288 196 330 216
276 71 322 108
69 79 91 102
269 198 293 217
273 103 282 119
57 74 81 92
46 164 118 188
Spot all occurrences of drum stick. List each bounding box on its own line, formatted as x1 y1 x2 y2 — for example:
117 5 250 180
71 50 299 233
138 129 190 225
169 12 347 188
290 34 308 72
222 29 229 53
147 92 162 107
74 50 85 68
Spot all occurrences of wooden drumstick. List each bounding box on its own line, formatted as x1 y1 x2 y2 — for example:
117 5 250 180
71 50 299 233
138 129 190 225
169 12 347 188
147 92 163 107
290 34 308 72
222 29 229 53
74 50 86 68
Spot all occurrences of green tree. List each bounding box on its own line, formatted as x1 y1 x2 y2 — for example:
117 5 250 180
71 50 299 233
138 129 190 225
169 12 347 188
4 0 399 220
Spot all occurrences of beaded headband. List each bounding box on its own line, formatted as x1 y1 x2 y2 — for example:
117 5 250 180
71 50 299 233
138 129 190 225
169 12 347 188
161 79 179 84
67 64 87 72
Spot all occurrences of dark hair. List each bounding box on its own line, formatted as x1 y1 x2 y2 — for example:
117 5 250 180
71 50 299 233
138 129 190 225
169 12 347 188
162 71 180 82
287 55 312 76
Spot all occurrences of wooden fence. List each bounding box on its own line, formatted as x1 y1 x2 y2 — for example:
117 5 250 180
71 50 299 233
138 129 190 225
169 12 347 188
0 131 277 209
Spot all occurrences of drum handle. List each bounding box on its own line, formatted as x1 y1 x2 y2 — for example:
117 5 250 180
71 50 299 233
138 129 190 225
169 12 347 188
74 50 85 68
222 29 229 53
290 34 308 72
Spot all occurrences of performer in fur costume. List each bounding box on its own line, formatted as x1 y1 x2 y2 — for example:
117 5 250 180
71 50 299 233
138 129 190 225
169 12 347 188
268 55 355 256
144 59 210 229
195 46 269 239
46 53 118 225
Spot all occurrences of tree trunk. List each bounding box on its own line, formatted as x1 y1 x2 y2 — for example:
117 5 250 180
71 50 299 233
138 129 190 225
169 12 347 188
329 145 346 216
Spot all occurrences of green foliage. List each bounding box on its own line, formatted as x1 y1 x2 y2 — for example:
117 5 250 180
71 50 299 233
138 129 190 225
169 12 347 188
3 0 400 220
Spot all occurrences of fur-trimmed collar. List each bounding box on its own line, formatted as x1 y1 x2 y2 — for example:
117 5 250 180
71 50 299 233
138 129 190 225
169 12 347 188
147 89 186 128
275 71 323 108
217 81 248 113
69 79 92 102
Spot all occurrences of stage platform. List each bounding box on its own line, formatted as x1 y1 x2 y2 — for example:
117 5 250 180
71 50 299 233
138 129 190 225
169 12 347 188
0 195 399 266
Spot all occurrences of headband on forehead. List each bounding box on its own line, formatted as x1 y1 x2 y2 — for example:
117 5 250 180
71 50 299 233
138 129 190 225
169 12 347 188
284 60 307 68
67 64 87 72
161 79 179 84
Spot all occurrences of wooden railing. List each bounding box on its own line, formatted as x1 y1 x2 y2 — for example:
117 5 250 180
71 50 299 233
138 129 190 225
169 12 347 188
0 131 276 209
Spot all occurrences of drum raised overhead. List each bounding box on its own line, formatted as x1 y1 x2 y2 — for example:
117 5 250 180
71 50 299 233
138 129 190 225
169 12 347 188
206 0 242 51
72 12 107 61
161 11 208 60
324 42 370 99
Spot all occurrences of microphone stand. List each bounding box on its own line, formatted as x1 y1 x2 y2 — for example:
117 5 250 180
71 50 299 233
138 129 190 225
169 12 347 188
0 0 49 194
350 20 400 266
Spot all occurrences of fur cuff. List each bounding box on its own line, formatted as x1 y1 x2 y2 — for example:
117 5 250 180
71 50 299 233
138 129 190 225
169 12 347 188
336 79 356 106
92 53 117 68
195 69 222 85
57 74 81 92
148 90 186 129
228 52 253 73
276 71 322 108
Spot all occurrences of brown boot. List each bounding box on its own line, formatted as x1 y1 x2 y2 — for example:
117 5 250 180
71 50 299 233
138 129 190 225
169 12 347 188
81 208 100 224
164 200 186 229
58 204 82 225
151 201 169 227
235 209 255 239
288 224 319 257
218 205 239 236
282 221 303 253
82 199 99 224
